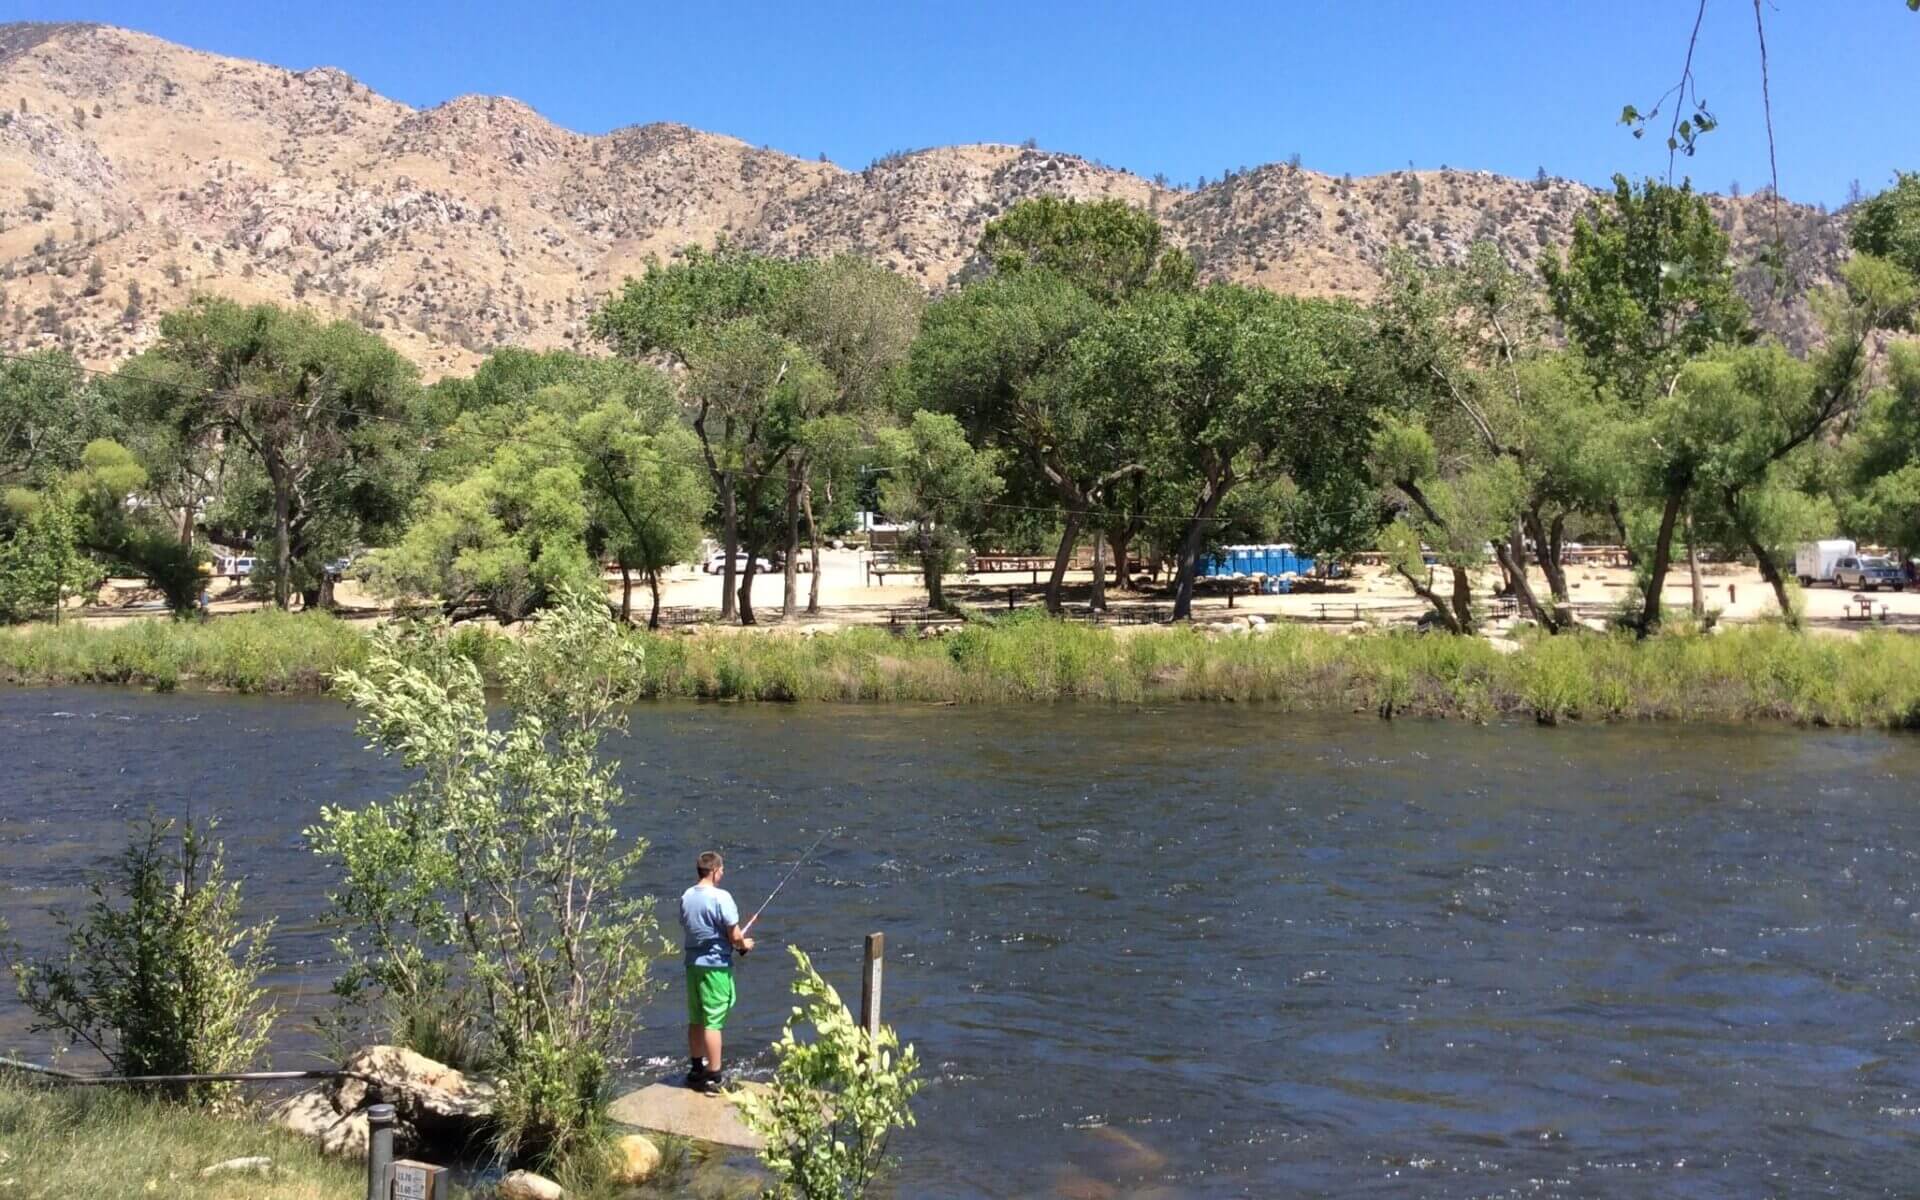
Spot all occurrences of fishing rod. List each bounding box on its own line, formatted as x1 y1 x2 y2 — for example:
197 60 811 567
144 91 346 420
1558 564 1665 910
739 828 833 945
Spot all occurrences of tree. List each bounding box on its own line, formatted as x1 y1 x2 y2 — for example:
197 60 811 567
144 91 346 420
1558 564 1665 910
978 196 1195 302
1850 171 1920 280
1542 176 1752 632
359 425 599 624
592 246 815 623
313 594 665 1164
1057 284 1374 620
3 817 274 1104
0 349 118 489
875 411 1003 611
778 258 922 617
568 396 710 627
911 269 1102 612
1370 416 1524 633
135 297 424 610
1842 342 1920 559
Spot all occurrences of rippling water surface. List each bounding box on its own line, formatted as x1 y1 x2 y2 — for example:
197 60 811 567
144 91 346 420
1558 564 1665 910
4 687 1919 1197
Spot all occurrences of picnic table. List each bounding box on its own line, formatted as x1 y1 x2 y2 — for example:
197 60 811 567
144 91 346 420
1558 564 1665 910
865 552 912 586
887 607 963 633
1314 602 1366 623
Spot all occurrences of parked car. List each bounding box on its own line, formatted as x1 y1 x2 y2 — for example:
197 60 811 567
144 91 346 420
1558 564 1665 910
1834 554 1905 591
1794 539 1857 587
702 552 773 575
216 555 257 577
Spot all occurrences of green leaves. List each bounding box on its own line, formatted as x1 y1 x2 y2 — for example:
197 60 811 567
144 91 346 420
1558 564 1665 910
737 946 922 1200
4 816 275 1103
315 593 665 1163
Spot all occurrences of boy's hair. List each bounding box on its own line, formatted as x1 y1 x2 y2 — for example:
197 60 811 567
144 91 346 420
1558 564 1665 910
696 850 724 878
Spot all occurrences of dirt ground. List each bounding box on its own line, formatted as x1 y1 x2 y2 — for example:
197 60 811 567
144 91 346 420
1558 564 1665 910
41 549 1920 637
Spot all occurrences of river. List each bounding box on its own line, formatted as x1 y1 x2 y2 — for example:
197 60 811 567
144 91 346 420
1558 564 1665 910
3 687 1918 1197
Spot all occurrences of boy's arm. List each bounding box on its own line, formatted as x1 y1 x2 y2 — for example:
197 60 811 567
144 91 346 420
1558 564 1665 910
728 923 755 955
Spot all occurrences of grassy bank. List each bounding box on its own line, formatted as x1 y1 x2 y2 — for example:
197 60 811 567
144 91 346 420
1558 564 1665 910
4 611 1919 728
0 1076 366 1200
0 610 367 693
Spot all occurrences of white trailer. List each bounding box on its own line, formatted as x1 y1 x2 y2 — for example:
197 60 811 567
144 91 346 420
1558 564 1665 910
1794 539 1856 586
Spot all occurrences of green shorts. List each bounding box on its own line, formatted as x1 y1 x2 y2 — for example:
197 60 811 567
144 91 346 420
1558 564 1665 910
686 965 736 1029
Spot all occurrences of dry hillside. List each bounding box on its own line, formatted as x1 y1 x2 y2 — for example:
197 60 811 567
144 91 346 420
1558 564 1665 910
0 21 1852 379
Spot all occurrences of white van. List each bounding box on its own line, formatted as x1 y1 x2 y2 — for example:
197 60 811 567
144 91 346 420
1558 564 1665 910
1794 540 1856 587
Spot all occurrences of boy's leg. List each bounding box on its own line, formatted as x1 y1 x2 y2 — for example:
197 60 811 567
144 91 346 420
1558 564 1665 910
702 1027 724 1074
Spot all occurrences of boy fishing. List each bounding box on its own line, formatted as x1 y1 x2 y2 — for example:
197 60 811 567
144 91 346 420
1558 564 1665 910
681 850 753 1094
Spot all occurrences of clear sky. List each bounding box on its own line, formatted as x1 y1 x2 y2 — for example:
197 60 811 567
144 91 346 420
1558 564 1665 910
12 1 1917 206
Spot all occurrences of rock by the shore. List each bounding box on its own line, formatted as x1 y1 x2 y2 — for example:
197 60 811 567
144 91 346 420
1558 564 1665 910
610 1133 663 1183
332 1044 496 1141
497 1169 566 1200
270 1087 369 1157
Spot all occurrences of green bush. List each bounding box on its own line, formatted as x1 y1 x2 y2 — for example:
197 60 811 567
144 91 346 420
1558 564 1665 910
2 817 276 1104
311 594 667 1167
738 947 922 1200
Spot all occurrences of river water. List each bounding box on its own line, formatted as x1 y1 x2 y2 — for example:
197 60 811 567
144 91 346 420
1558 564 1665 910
3 687 1919 1197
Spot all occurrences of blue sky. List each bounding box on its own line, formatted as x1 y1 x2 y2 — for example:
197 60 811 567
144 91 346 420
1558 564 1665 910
13 1 1917 206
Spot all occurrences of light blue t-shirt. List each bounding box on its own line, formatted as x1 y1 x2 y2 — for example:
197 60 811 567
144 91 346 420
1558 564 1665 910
680 884 740 967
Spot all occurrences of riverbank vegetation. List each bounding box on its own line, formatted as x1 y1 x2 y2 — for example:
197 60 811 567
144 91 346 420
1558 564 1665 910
4 608 1918 728
4 175 1919 636
0 1075 367 1200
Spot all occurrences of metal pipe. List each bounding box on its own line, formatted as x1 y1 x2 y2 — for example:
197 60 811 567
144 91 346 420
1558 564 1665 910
0 1055 376 1087
366 1103 396 1200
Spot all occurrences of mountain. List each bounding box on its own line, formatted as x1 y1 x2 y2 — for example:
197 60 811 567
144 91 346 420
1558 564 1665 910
0 22 1852 379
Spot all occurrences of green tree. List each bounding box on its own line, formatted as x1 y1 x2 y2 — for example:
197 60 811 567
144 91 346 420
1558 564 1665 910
1850 170 1920 280
592 246 815 623
978 195 1196 302
3 817 275 1104
1841 342 1920 558
1542 175 1753 632
875 410 1003 611
0 350 119 489
134 297 424 610
313 594 665 1164
1059 284 1374 621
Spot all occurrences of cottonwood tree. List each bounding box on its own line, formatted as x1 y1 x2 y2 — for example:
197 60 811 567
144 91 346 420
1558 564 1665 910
1058 283 1374 621
875 410 1003 612
914 199 1195 613
1841 343 1920 559
593 247 820 623
1543 176 1753 632
135 297 424 609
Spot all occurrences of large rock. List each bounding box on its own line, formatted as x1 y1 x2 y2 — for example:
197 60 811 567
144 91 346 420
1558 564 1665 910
497 1170 566 1200
610 1133 662 1184
271 1087 369 1157
332 1045 496 1143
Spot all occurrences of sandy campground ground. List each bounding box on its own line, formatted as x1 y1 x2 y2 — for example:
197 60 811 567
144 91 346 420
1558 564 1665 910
27 548 1920 639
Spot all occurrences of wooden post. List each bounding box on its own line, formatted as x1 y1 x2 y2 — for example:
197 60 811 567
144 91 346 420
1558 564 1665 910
860 931 885 1038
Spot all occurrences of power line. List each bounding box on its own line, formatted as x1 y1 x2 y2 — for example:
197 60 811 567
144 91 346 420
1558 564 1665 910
0 347 1388 529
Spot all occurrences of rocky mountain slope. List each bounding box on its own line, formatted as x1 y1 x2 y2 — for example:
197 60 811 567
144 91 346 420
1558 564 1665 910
0 21 1851 379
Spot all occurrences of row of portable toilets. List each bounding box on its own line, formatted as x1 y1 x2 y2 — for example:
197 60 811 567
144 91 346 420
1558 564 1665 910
1200 544 1317 591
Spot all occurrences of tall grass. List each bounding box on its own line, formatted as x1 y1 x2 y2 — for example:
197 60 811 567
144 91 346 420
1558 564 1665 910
0 1075 368 1200
5 612 1919 728
0 611 367 692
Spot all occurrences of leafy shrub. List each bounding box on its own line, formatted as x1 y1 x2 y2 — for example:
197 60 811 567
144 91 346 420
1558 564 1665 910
311 591 666 1166
739 947 922 1200
2 817 275 1103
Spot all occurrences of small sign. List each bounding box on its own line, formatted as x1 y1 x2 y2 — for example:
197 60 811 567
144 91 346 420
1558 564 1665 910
389 1160 447 1200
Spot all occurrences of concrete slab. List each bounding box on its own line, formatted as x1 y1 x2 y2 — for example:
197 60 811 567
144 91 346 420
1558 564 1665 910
607 1081 769 1150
